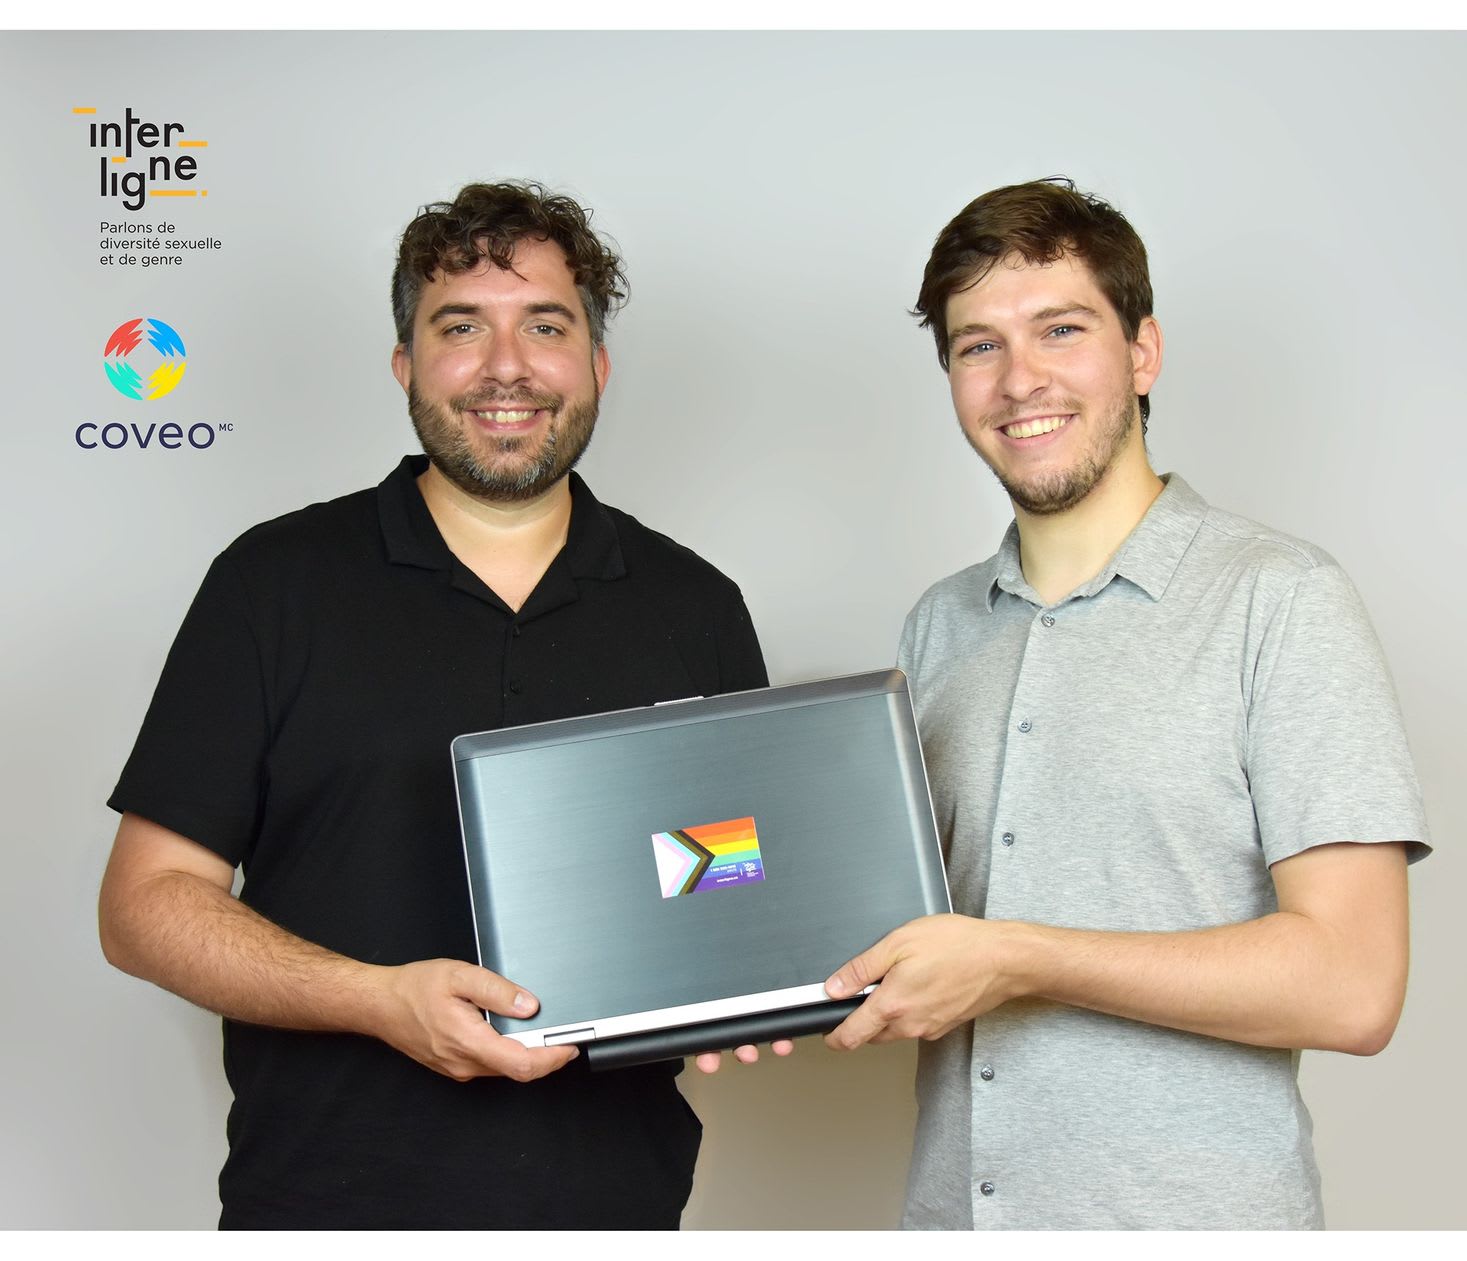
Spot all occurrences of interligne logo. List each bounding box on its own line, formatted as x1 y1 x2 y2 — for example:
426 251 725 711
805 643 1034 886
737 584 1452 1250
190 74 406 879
79 317 230 451
74 106 208 212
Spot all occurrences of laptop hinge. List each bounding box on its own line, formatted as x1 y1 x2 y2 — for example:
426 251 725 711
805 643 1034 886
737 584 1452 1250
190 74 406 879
543 1027 596 1047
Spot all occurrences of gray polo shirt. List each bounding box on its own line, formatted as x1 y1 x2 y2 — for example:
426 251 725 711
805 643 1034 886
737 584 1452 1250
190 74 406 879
898 474 1430 1230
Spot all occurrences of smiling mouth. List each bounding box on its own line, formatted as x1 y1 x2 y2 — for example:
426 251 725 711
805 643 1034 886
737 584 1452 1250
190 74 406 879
1002 415 1071 439
471 408 541 424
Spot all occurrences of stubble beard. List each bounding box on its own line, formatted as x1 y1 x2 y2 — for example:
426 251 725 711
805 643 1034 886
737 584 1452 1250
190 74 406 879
974 391 1139 517
408 382 599 504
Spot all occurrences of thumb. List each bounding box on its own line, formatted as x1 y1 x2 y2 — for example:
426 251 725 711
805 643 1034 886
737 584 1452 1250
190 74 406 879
825 935 897 999
456 964 539 1019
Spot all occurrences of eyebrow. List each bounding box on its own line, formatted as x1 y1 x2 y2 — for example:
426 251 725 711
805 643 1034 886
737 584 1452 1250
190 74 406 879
1032 304 1102 322
948 304 1103 346
426 300 581 326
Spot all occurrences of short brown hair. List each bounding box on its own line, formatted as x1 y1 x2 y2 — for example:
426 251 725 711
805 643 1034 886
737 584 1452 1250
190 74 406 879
392 181 628 348
914 178 1154 419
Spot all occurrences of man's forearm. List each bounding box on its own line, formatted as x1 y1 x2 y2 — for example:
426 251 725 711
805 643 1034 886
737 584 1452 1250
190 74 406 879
1001 909 1402 1054
99 814 575 1082
100 869 391 1035
827 842 1409 1055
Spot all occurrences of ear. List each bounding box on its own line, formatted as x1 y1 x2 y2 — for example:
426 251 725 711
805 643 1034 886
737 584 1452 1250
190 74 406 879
593 343 611 398
391 343 412 396
1130 316 1163 396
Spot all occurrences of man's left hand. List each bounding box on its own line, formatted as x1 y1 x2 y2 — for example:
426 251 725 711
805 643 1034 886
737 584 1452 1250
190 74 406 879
823 913 1023 1051
693 1040 795 1074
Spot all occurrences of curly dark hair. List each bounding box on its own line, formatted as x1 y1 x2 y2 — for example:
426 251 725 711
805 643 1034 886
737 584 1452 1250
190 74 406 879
391 181 628 348
914 178 1154 422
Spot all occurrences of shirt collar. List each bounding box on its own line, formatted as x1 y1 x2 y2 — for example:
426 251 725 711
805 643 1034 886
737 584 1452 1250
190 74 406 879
987 522 1027 610
1109 473 1207 601
376 455 626 582
985 473 1208 610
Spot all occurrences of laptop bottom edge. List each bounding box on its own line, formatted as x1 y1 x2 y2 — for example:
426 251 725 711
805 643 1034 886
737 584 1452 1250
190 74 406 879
583 996 866 1071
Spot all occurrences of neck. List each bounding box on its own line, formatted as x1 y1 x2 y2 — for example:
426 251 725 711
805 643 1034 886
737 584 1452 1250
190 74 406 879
416 464 573 611
1014 448 1163 607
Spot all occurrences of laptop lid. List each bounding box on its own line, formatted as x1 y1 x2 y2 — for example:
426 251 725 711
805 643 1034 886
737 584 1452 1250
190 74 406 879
452 669 949 1063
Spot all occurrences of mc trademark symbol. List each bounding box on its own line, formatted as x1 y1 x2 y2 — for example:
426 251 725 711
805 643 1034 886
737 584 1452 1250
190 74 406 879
217 422 234 432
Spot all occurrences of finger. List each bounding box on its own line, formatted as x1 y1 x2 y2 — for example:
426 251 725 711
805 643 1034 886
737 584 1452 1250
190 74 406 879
772 1039 795 1057
455 964 539 1019
824 1000 889 1052
519 1044 578 1079
477 1036 578 1083
733 1043 759 1064
694 1052 723 1074
825 935 897 1000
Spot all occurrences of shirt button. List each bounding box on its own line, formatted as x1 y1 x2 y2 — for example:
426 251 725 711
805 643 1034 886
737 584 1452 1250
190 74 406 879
1000 832 1014 847
508 683 521 695
1017 720 1032 733
512 625 522 638
1041 613 1055 627
979 1181 996 1197
979 1065 995 1081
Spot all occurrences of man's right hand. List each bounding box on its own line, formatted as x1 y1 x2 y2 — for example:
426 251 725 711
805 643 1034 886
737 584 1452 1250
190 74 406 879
100 814 577 1085
375 958 578 1082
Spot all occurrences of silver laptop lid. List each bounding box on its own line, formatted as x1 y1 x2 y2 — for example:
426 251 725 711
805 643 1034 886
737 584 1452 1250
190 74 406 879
452 669 949 1048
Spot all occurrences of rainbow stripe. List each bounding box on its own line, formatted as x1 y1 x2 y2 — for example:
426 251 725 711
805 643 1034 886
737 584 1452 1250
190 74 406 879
652 816 766 898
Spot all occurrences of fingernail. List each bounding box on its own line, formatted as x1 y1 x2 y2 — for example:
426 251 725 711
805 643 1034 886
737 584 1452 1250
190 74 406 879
825 976 843 997
512 991 533 1014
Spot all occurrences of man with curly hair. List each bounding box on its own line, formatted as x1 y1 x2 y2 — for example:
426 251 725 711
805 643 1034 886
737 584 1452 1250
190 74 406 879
98 182 769 1229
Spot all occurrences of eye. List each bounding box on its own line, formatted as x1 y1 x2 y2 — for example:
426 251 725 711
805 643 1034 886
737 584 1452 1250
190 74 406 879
527 322 564 337
1046 324 1081 339
443 322 475 336
958 339 998 358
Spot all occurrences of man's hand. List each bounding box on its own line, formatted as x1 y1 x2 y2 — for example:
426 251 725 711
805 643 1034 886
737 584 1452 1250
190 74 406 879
821 844 1411 1057
99 814 577 1083
693 1039 795 1074
823 913 1020 1051
375 958 578 1082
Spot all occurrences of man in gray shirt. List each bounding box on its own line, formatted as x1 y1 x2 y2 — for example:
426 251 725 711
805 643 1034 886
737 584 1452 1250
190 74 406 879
822 179 1431 1228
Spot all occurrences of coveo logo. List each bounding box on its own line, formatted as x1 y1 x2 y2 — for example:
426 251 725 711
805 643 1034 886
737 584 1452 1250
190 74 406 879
75 420 219 451
79 316 231 451
103 317 186 400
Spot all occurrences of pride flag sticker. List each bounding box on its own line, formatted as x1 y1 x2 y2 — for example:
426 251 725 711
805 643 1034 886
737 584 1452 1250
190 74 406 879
652 816 766 898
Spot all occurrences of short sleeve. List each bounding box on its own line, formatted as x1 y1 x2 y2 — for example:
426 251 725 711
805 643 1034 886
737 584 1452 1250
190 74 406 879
1246 564 1431 866
107 551 270 867
897 603 923 680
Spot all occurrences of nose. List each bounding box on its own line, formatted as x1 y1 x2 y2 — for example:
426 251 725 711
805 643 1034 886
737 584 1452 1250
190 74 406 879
476 330 531 388
999 340 1050 402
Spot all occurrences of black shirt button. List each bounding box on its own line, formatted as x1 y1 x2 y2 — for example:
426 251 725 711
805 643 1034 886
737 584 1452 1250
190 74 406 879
979 1181 996 1197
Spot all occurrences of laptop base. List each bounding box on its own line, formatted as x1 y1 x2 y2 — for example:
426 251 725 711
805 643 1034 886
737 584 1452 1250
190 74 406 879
584 996 864 1071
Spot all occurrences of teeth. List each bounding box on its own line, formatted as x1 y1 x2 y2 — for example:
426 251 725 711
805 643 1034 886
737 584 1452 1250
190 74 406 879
473 409 537 423
1004 415 1069 439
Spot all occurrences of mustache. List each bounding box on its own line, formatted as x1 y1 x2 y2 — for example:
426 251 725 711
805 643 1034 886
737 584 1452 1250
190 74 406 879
984 398 1083 427
452 387 562 412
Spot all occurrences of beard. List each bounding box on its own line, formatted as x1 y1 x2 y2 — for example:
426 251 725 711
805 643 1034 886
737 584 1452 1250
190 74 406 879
972 391 1139 516
408 381 599 504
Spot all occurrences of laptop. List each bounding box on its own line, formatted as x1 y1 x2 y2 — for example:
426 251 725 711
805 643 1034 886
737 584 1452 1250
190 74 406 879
451 669 950 1069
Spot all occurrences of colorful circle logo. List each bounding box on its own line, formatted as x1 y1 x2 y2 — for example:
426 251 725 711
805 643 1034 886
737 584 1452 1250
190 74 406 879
103 317 187 401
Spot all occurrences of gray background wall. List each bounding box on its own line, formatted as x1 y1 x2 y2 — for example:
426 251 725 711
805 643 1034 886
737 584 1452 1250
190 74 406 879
0 30 1460 1229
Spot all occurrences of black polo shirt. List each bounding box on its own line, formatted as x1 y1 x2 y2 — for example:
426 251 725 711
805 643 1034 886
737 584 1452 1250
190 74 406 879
109 455 768 1229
